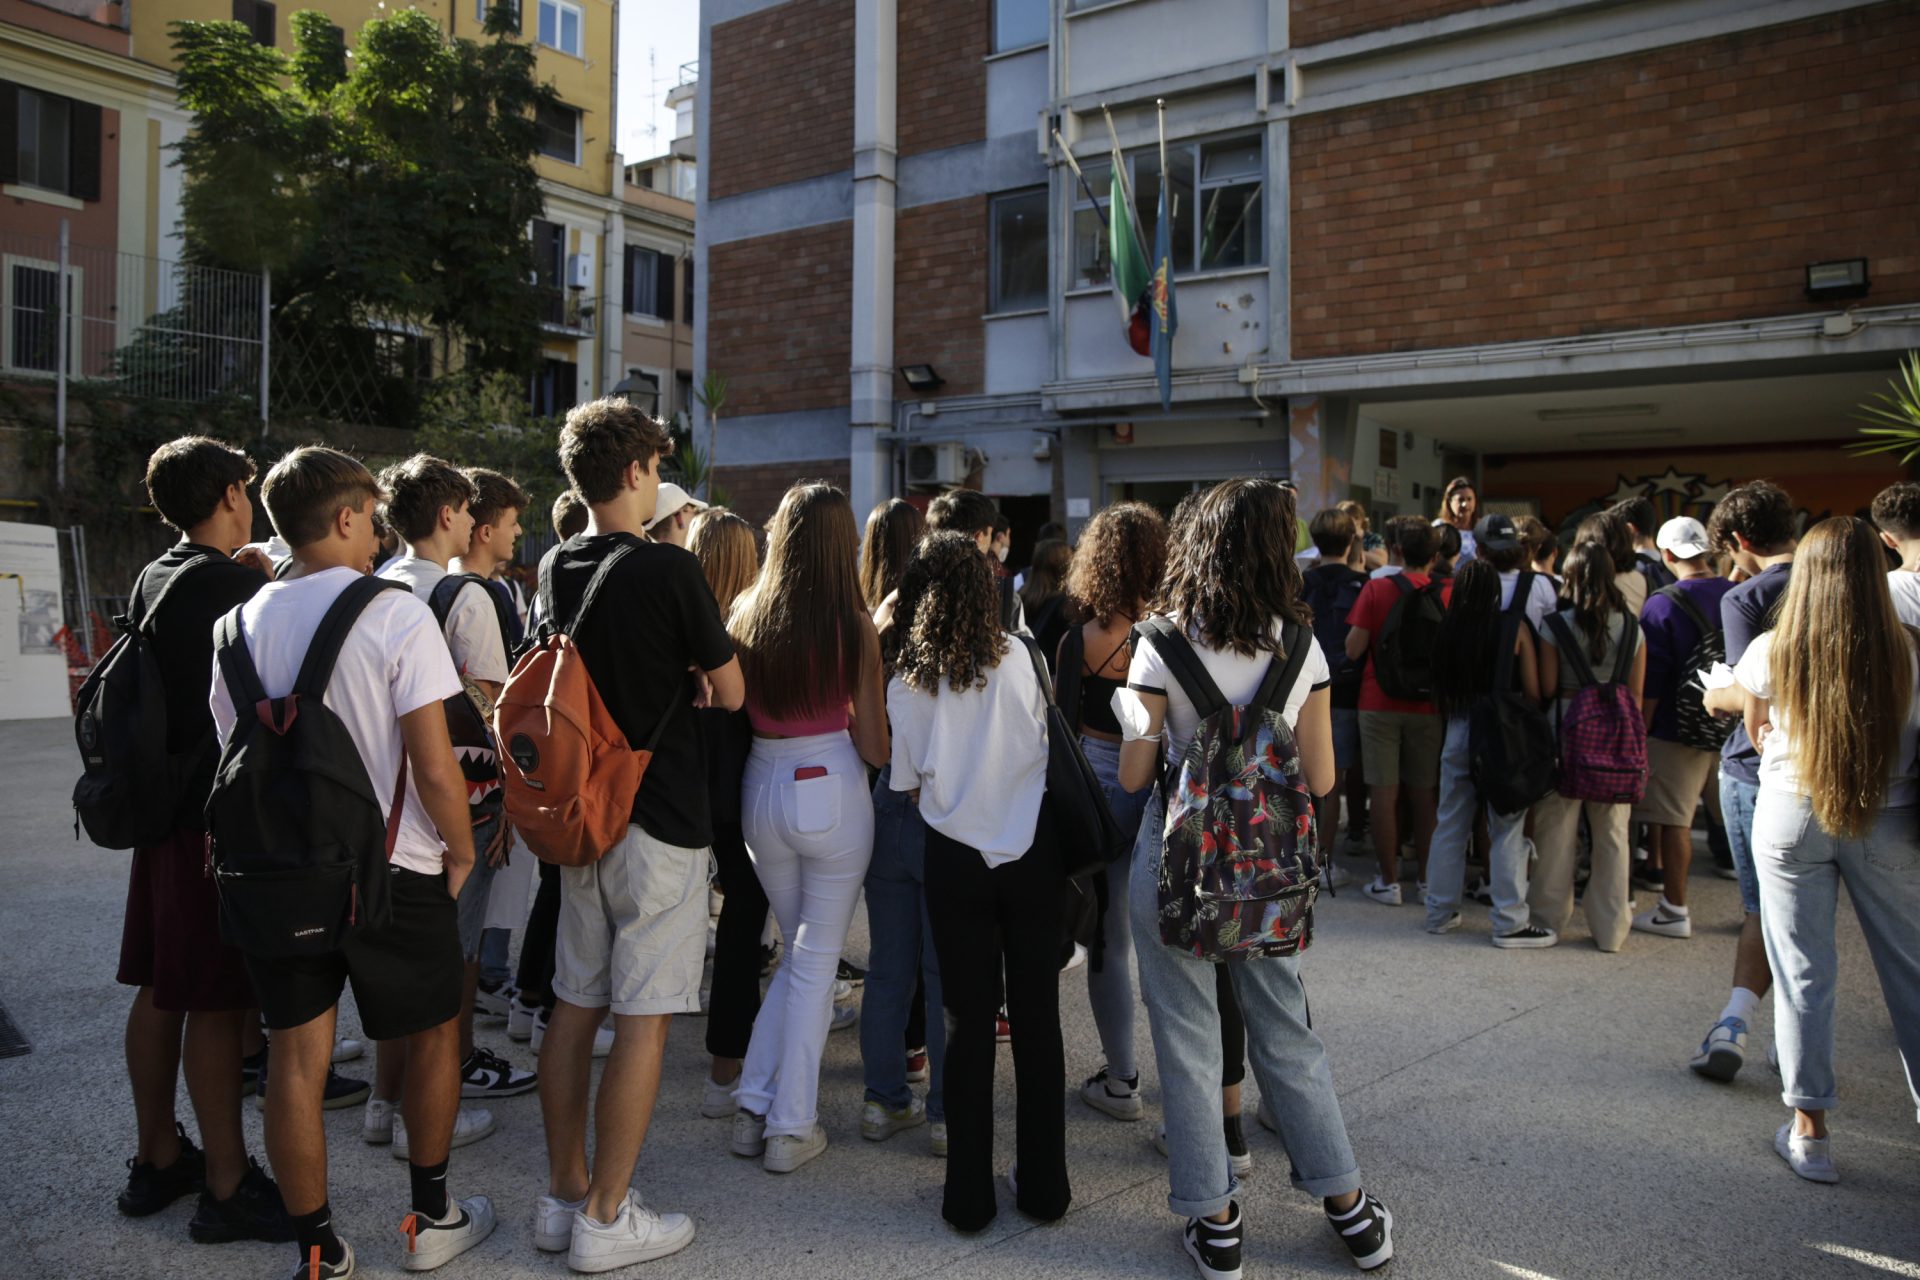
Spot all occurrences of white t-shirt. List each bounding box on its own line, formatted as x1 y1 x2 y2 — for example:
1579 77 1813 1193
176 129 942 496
1118 618 1332 759
210 567 464 875
380 555 511 685
887 649 1048 867
1735 630 1920 808
1499 569 1560 632
1368 564 1404 581
1888 570 1920 629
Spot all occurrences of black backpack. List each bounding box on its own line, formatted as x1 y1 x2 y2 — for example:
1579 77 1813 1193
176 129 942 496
1373 574 1448 701
1468 595 1559 816
72 555 219 850
1653 583 1733 753
1300 564 1368 690
206 576 411 957
1636 552 1678 593
426 572 515 819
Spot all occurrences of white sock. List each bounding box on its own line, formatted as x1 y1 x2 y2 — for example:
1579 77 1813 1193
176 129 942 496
1660 896 1689 917
1721 987 1761 1025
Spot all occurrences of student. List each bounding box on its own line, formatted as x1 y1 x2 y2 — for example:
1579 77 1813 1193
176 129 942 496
1870 481 1920 626
1300 508 1370 875
860 498 926 612
1735 517 1920 1184
1475 513 1557 631
1429 521 1463 580
535 399 743 1270
210 446 490 1276
1438 476 1479 563
1424 559 1555 947
643 480 708 548
1690 481 1796 1080
114 437 289 1244
1630 517 1734 940
1514 515 1561 585
687 509 768 1121
374 456 535 1125
1117 480 1393 1278
552 489 588 540
1528 541 1646 952
1019 538 1075 672
1614 496 1678 592
1013 519 1069 591
927 489 1026 633
1337 499 1387 572
1576 507 1647 617
1345 519 1451 904
727 483 890 1174
1060 501 1169 1124
1367 514 1422 581
887 531 1064 1232
989 511 1013 572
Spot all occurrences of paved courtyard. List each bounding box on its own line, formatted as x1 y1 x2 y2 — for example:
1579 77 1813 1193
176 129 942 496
1 715 1915 1279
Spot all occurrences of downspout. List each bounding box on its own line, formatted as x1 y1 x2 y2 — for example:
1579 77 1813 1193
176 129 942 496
848 0 897 516
602 0 625 396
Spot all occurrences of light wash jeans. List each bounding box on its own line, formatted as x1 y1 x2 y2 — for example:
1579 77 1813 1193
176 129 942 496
859 765 945 1122
737 732 875 1138
1750 790 1920 1121
1425 715 1533 935
1721 773 1763 916
1082 735 1148 1082
1130 794 1363 1218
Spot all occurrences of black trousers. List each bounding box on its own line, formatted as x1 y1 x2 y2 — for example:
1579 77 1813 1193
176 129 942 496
1217 963 1246 1089
515 861 561 1011
925 817 1069 1232
706 821 769 1060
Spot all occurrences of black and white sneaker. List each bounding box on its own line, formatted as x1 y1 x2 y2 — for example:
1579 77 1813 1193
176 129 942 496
1183 1203 1244 1280
461 1047 537 1099
1491 923 1557 950
287 1241 355 1279
474 979 515 1018
835 957 867 987
255 1053 370 1111
1326 1189 1393 1270
1080 1066 1145 1120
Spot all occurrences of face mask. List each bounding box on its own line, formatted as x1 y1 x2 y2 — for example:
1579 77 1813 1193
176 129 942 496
995 545 1010 563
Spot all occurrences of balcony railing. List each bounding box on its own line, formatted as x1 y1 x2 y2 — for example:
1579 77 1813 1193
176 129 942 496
538 289 598 338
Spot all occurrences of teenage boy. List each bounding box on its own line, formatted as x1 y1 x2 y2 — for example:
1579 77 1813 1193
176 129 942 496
537 398 743 1270
212 446 491 1276
1473 512 1558 630
1344 518 1451 904
1300 508 1369 882
1630 517 1734 941
375 455 536 1121
926 488 1028 634
1871 481 1920 626
1615 496 1678 592
1438 476 1479 563
642 480 708 548
1690 482 1796 1081
115 437 288 1244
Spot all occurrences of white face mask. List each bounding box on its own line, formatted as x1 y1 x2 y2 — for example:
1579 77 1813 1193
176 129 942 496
995 545 1010 563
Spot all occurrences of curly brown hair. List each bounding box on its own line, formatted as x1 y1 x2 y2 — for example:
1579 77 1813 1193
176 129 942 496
1156 478 1309 656
1067 501 1168 626
885 530 1008 694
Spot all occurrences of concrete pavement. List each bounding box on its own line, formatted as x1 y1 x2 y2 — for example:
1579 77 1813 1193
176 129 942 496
1 715 1915 1279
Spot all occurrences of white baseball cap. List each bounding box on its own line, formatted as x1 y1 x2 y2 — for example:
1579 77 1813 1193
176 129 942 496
644 481 709 531
1656 515 1711 560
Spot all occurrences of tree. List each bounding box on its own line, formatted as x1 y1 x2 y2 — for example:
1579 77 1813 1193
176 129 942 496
695 371 729 501
1851 351 1920 464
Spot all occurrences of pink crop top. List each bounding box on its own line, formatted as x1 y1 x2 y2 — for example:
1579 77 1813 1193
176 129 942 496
745 688 851 737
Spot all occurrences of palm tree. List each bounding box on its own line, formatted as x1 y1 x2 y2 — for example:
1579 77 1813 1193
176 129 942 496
1851 351 1920 463
694 370 729 502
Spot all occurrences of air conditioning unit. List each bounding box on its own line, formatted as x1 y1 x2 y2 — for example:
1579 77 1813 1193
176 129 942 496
566 252 592 290
906 442 967 487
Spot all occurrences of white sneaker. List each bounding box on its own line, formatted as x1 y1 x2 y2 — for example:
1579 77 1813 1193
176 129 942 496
1632 900 1693 939
861 1096 926 1141
763 1124 828 1173
929 1121 948 1158
532 1194 584 1252
506 997 539 1043
363 1098 396 1145
1689 1017 1749 1082
285 1240 355 1279
531 1010 613 1058
474 982 515 1018
1061 943 1088 973
401 1195 495 1271
829 980 858 1032
1360 877 1402 906
1321 861 1354 891
1774 1122 1839 1184
731 1109 767 1158
333 1036 365 1064
1425 912 1462 935
700 1076 739 1119
568 1190 694 1273
1080 1067 1146 1121
391 1106 496 1160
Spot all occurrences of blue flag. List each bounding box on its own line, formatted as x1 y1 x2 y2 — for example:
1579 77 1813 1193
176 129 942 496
1149 177 1178 412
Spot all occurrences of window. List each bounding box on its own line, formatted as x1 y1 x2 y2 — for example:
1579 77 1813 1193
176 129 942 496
233 0 276 46
992 0 1047 53
532 219 565 326
534 100 579 164
16 90 68 195
8 263 59 373
537 0 582 56
623 246 674 319
530 357 578 417
3 84 102 201
475 0 520 28
675 370 692 418
990 189 1048 314
1072 134 1264 287
682 257 694 323
372 329 432 383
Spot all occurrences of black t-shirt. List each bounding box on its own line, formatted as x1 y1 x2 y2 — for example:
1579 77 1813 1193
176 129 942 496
135 542 267 825
545 533 735 849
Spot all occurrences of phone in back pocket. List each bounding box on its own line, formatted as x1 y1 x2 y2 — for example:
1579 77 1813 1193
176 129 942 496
789 766 837 833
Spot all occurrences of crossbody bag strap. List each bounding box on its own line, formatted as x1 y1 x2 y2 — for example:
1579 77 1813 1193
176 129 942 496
1656 583 1716 636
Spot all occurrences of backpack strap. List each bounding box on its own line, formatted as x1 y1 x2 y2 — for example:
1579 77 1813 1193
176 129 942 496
1608 613 1640 686
1506 570 1535 618
1137 616 1229 720
1054 625 1087 730
130 554 220 635
1491 607 1525 693
293 577 411 699
1655 583 1717 637
1016 634 1059 713
213 605 271 716
1247 621 1314 724
429 571 516 658
1544 611 1603 689
566 543 635 636
536 546 561 635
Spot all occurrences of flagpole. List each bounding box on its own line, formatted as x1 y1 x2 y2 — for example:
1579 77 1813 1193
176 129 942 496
1101 104 1150 255
1050 130 1106 219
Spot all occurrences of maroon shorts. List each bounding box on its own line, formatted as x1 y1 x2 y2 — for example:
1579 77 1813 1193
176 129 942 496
116 829 256 1013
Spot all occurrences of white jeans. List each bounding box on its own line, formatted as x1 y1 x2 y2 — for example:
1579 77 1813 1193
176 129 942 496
736 731 874 1138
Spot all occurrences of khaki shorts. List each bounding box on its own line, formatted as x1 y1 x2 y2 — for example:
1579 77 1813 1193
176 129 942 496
1634 737 1718 828
555 824 709 1017
1359 710 1444 788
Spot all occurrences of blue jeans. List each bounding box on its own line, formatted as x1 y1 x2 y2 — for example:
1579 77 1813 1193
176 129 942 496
1082 736 1148 1082
1425 716 1532 935
455 812 503 961
1130 794 1362 1218
1751 792 1920 1120
860 767 944 1122
1721 773 1763 915
479 927 512 988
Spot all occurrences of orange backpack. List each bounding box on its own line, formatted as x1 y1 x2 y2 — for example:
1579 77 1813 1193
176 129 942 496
495 545 661 866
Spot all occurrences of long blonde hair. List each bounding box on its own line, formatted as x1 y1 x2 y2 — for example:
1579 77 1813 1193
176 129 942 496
1769 517 1913 837
687 508 759 617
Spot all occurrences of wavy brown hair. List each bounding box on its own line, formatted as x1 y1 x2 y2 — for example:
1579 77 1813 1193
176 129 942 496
1067 501 1168 626
1769 517 1913 837
886 530 1008 694
1574 508 1635 574
688 508 759 617
1156 479 1309 656
730 482 864 720
860 498 925 611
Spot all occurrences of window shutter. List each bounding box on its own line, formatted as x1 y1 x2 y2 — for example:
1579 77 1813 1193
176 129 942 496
68 101 102 202
655 252 674 321
622 245 636 313
0 83 18 186
683 258 693 323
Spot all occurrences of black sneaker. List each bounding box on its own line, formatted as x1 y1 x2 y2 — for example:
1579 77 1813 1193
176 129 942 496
836 957 867 987
1183 1202 1244 1279
117 1123 206 1216
255 1058 372 1111
240 1045 267 1088
461 1046 538 1099
188 1158 295 1244
1326 1189 1393 1270
1223 1114 1252 1176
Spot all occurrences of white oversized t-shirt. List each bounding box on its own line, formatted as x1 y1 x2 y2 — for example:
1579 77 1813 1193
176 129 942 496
1734 630 1920 809
1118 618 1332 758
210 567 464 876
1887 570 1920 629
379 555 511 686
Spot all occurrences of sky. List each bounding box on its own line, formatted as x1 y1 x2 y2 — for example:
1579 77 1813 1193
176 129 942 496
616 0 699 164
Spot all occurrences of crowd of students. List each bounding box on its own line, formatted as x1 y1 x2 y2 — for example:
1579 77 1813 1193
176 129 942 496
93 405 1918 1280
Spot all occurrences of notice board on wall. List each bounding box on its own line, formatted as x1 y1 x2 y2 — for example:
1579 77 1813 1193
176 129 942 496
0 523 73 721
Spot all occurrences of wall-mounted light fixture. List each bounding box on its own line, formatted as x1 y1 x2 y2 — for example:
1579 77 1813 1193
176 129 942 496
1805 258 1869 302
899 363 944 392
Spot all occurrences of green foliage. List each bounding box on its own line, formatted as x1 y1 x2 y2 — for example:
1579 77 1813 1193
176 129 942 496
413 372 569 516
1850 351 1920 465
694 371 729 501
664 438 731 509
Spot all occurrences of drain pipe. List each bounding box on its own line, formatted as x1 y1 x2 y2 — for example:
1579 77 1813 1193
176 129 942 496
848 0 897 516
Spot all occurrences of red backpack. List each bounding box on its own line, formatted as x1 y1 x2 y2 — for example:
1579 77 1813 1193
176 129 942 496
1546 611 1646 804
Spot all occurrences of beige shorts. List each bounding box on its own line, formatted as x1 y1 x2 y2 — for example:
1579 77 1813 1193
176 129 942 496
555 824 709 1017
1359 710 1444 788
1634 737 1718 828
